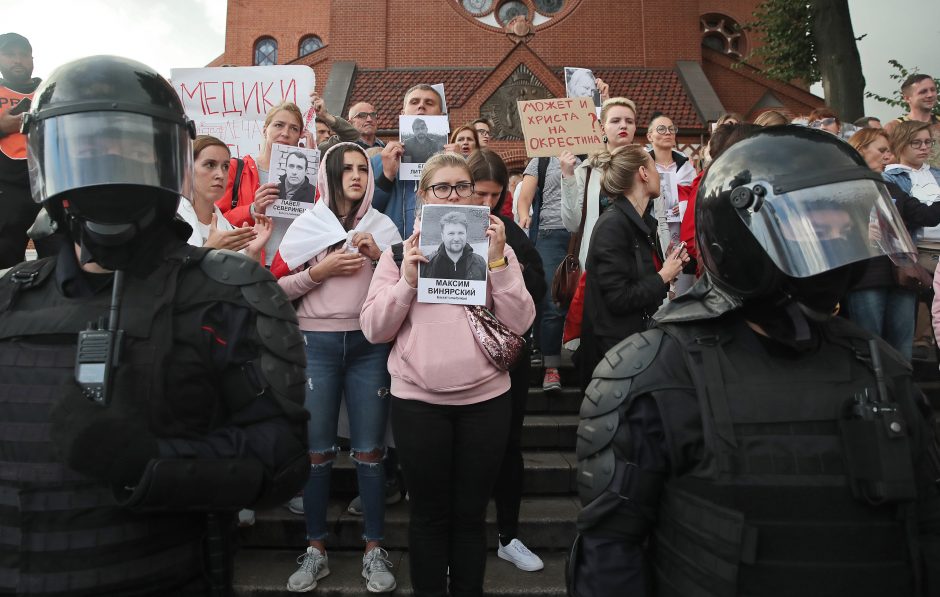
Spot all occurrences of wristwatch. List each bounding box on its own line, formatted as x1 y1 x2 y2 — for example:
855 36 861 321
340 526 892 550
488 256 508 270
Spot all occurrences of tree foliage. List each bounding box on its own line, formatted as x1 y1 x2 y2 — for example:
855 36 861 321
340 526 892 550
739 1 820 85
865 60 940 118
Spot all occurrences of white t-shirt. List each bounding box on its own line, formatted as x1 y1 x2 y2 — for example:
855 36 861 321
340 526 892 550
176 198 237 247
888 163 940 242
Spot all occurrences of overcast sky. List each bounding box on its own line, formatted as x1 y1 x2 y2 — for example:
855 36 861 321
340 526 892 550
5 0 939 122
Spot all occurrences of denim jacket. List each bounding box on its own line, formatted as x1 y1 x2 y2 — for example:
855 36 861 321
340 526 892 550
883 165 940 196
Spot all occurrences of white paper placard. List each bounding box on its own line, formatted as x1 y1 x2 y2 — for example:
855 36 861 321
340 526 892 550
267 143 320 220
418 204 490 305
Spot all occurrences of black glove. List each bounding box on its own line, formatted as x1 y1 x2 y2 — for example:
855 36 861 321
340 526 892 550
49 384 159 488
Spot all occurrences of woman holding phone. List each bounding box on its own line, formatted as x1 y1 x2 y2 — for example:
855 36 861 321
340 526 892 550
578 145 688 391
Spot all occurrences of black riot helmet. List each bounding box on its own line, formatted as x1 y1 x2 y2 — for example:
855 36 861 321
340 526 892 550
695 125 916 307
23 55 195 267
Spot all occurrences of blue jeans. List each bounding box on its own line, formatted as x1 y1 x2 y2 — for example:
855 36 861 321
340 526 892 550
302 330 391 542
843 287 917 361
535 228 571 367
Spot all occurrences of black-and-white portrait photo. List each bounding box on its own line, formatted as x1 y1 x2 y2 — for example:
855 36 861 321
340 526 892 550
267 143 320 219
565 67 601 109
418 204 490 305
401 116 449 164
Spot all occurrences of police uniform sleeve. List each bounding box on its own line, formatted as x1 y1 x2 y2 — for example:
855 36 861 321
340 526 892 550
116 251 309 511
571 329 701 597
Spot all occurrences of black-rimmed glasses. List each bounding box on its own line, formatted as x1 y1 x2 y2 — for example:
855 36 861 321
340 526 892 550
426 182 475 199
353 111 378 120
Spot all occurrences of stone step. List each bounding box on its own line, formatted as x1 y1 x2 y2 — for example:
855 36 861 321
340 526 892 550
525 386 582 415
234 549 567 596
240 496 579 551
520 414 577 450
328 451 577 496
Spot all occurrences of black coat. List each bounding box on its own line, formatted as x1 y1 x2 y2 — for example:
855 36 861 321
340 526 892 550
579 199 667 389
500 215 546 305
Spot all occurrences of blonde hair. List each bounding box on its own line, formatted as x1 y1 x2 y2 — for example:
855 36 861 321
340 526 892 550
263 101 303 129
590 144 651 198
600 97 637 124
889 120 932 159
416 153 472 208
753 110 789 127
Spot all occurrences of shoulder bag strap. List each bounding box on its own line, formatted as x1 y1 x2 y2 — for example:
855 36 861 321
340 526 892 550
568 166 592 260
230 158 245 211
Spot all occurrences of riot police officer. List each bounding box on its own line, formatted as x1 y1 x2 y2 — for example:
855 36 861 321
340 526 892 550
0 56 309 596
571 126 940 597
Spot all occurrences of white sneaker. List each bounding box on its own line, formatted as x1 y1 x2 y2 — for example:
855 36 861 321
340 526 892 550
362 546 396 593
287 546 330 592
237 509 255 527
287 495 304 515
497 538 544 572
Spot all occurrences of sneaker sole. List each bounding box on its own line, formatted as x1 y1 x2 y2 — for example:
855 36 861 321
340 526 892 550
286 565 330 592
542 384 561 392
497 549 544 572
362 569 397 594
287 506 304 515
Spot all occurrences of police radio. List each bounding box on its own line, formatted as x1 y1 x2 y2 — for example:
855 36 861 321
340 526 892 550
75 270 125 406
840 340 916 505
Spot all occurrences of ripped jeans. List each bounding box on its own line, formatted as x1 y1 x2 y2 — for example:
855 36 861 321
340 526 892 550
302 330 391 542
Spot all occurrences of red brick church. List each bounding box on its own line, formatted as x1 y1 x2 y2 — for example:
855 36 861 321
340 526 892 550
210 0 823 168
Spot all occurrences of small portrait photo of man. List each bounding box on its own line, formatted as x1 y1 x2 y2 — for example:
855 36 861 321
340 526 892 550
565 67 601 109
269 145 319 204
420 207 488 282
400 115 449 165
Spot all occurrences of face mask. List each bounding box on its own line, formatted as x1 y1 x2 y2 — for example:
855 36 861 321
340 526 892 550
784 264 856 319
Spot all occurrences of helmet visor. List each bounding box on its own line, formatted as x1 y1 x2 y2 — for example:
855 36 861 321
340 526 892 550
742 179 916 278
27 111 193 209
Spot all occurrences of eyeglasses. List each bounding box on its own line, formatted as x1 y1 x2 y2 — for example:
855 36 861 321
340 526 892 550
475 128 491 138
909 138 937 149
426 182 475 199
654 125 679 135
810 117 838 128
353 111 378 120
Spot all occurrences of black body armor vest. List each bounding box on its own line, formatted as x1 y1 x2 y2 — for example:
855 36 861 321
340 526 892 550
0 247 210 596
650 317 924 597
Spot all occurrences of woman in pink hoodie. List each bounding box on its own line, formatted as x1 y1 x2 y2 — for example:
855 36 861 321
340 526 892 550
360 153 536 597
276 143 402 594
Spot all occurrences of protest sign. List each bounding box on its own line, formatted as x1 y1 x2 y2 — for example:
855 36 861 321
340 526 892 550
431 83 448 114
418 204 490 306
400 115 449 181
171 66 315 159
267 143 319 219
517 97 604 158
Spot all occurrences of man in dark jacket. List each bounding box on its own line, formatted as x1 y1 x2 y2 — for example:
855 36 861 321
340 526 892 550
422 210 487 281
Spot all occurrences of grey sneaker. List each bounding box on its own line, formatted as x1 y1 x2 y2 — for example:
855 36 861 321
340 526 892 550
287 495 304 515
362 547 396 593
237 509 255 527
287 546 330 592
497 538 544 572
347 478 404 515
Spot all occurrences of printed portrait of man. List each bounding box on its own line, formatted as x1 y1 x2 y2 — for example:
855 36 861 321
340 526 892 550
402 117 447 164
422 210 487 281
277 150 316 203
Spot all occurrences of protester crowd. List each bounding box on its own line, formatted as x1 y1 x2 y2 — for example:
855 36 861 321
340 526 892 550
4 28 940 597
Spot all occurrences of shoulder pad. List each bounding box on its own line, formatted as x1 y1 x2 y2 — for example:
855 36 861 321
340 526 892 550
579 329 665 419
592 329 665 380
255 313 305 368
576 409 619 460
576 446 615 506
200 249 274 286
241 279 298 323
0 257 56 311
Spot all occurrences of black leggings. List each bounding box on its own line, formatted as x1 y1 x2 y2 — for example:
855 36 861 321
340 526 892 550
391 393 511 597
493 355 530 541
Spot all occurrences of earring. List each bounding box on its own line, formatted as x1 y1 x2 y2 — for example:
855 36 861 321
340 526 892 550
602 135 608 144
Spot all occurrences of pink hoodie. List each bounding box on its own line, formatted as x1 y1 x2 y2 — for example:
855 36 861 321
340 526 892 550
278 143 400 332
360 244 536 405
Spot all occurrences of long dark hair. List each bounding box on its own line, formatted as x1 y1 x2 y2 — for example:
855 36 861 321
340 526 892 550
324 145 368 231
467 149 508 214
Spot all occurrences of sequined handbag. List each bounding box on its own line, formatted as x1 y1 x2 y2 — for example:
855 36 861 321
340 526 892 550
464 305 525 371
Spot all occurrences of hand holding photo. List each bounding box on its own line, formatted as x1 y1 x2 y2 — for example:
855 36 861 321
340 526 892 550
565 66 601 113
267 143 320 219
418 204 491 305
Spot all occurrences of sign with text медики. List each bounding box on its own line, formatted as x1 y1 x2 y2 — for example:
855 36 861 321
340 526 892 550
171 66 315 159
517 97 604 158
